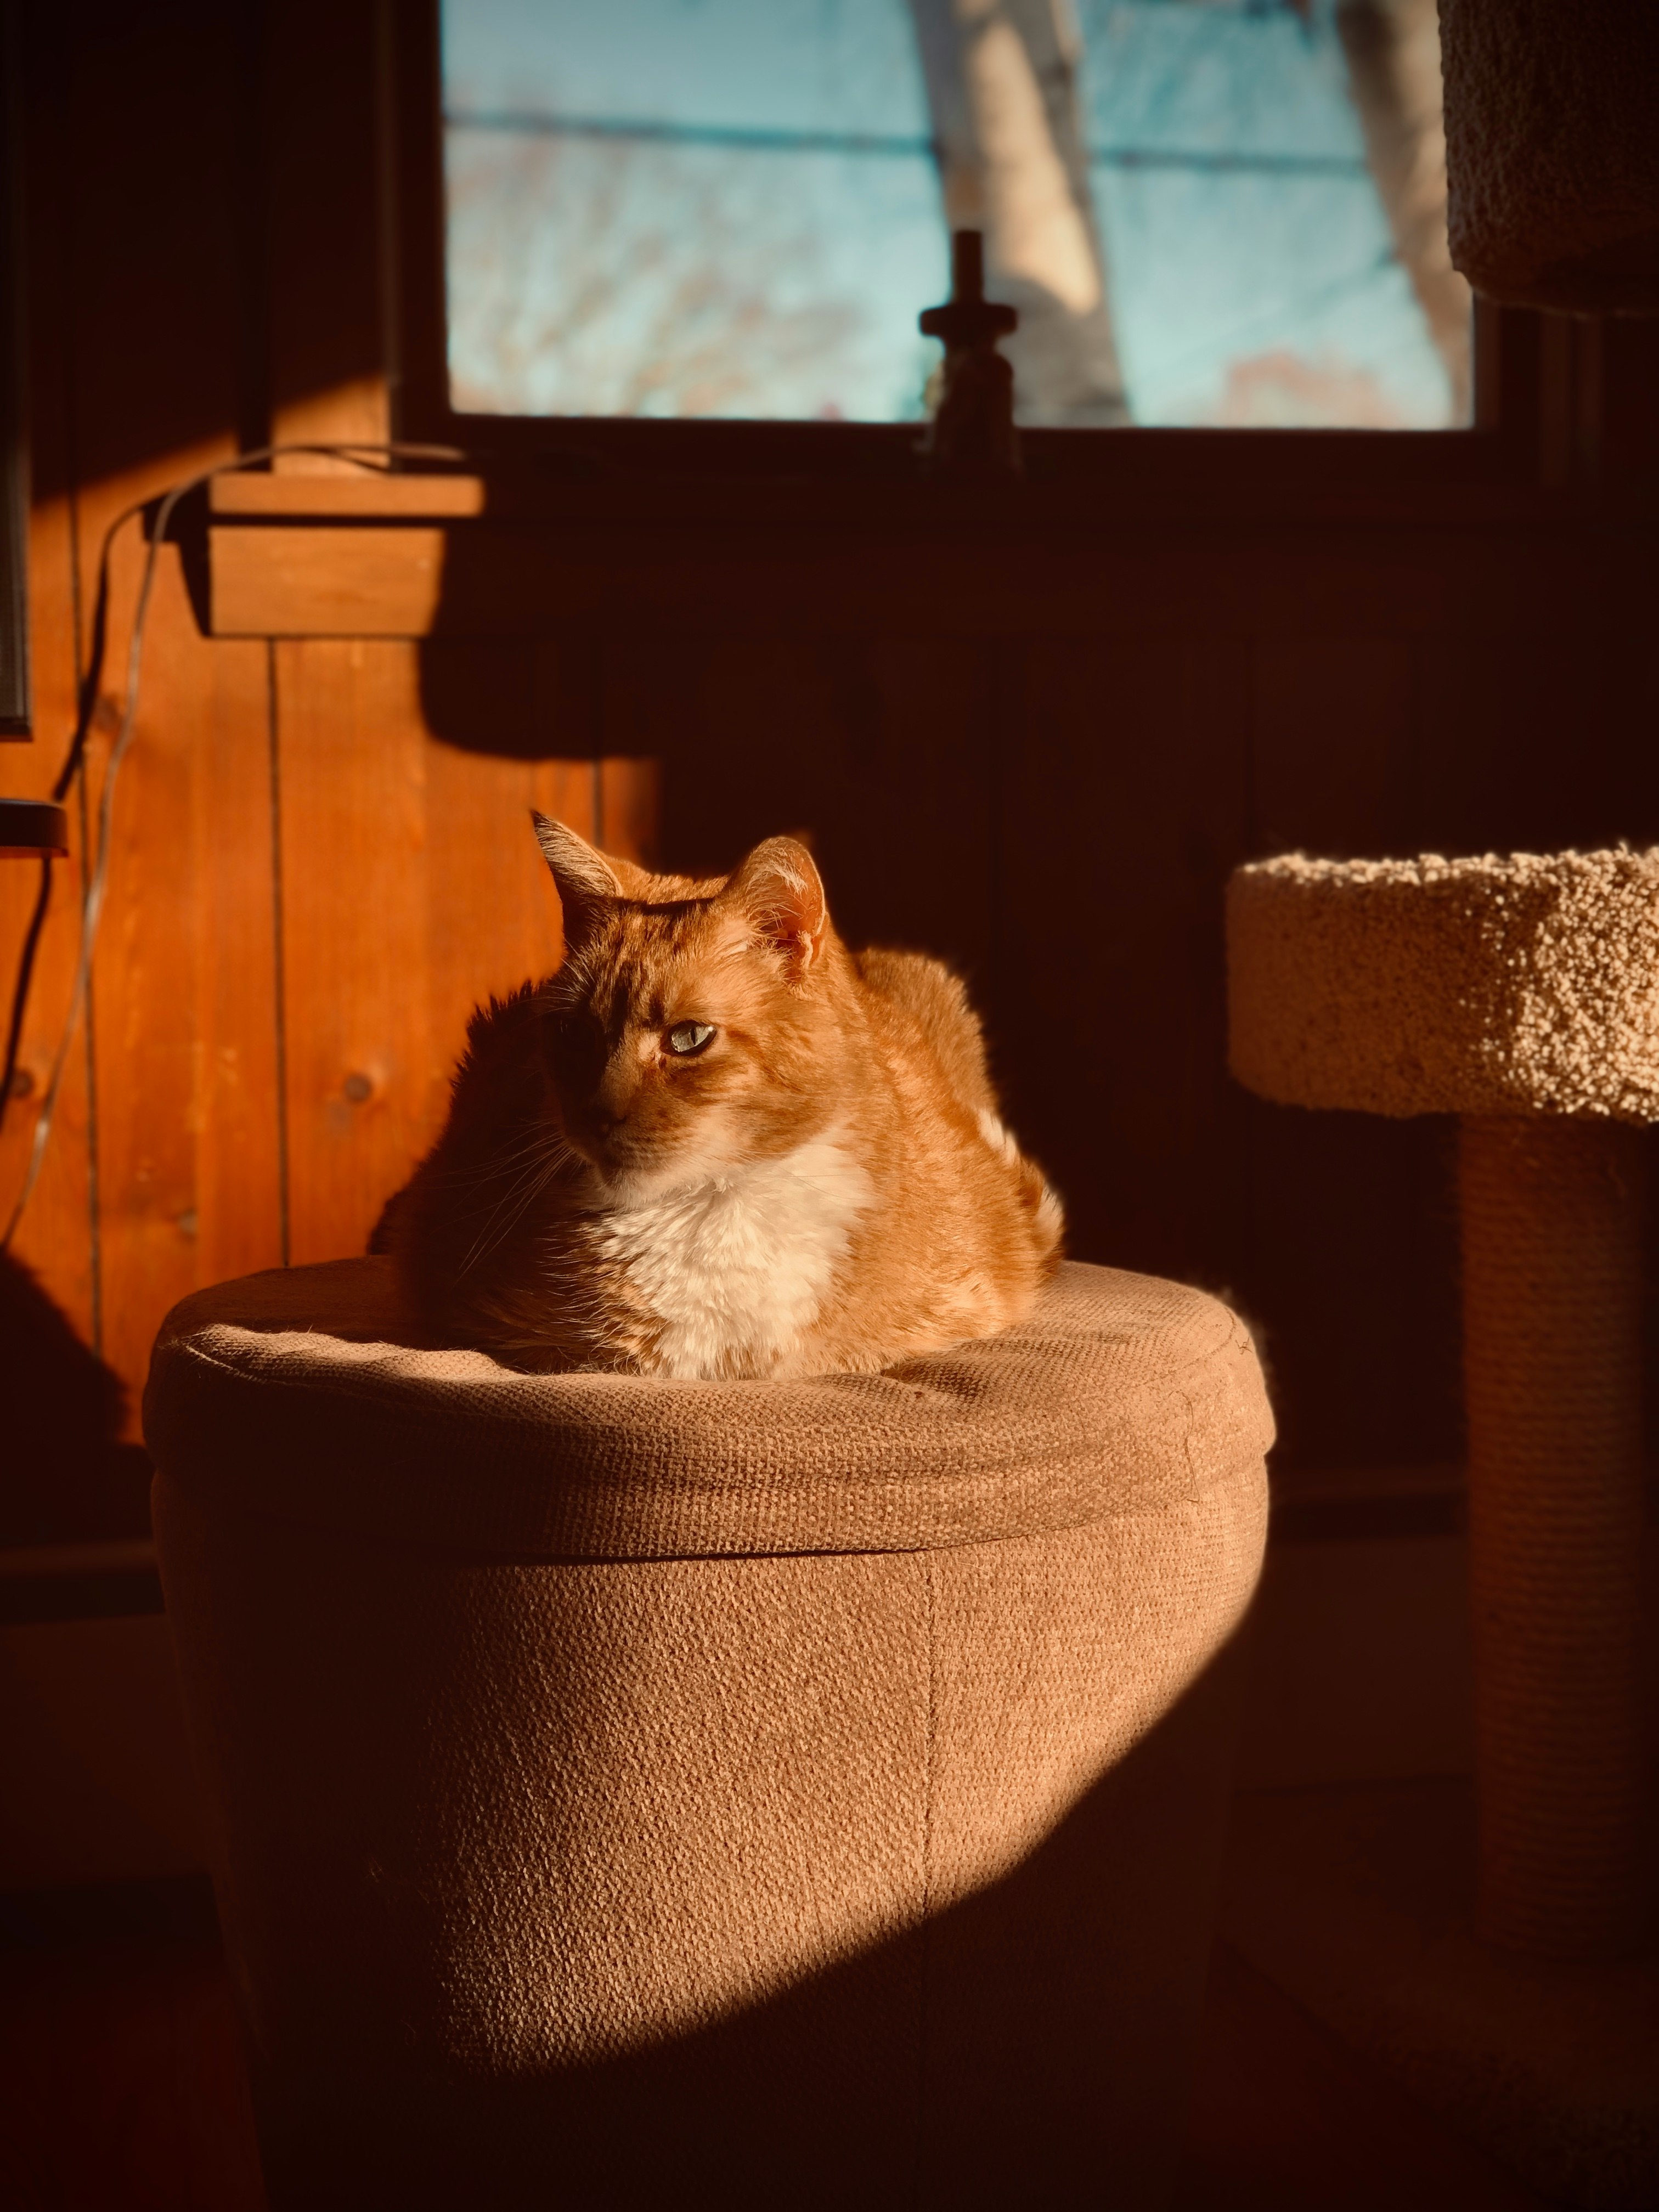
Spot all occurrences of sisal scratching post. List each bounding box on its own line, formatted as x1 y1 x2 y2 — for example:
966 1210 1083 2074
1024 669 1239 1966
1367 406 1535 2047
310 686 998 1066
1228 849 1658 1959
1460 1114 1647 1954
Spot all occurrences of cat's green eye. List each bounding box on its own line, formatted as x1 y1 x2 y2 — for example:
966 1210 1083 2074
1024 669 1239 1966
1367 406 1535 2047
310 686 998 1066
665 1021 715 1057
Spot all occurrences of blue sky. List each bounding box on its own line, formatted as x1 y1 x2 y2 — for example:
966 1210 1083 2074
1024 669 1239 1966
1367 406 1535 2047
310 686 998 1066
441 0 1459 428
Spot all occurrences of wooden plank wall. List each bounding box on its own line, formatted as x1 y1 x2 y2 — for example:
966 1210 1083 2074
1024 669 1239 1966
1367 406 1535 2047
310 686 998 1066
3 0 1657 1537
0 2 646 1505
3 3 272 1466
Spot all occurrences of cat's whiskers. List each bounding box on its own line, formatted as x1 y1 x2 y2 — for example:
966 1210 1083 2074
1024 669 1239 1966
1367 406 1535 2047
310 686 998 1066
431 1131 571 1190
455 1137 581 1278
455 1177 557 1282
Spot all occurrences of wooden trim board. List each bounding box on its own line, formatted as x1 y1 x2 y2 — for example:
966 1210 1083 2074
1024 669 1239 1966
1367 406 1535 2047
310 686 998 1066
204 507 1651 640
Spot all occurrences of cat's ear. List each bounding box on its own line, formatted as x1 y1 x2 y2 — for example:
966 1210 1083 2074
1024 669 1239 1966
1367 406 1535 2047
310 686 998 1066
532 812 622 942
720 837 828 975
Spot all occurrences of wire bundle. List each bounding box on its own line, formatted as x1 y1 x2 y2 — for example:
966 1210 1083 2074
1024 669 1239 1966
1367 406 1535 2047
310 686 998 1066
0 442 464 1248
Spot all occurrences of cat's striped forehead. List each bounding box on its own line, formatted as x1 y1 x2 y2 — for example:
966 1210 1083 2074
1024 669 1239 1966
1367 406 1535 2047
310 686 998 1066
556 896 734 1020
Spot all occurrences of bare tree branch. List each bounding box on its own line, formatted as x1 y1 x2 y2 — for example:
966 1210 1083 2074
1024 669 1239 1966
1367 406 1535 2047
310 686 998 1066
447 136 885 421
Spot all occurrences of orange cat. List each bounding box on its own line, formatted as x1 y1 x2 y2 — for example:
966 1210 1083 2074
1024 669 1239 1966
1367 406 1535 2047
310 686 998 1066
386 816 1062 1378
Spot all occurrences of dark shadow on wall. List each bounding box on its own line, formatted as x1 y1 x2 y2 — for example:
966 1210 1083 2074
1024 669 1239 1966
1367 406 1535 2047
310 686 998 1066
235 1639 1248 2212
413 501 1659 1485
19 0 404 509
413 616 1001 1007
0 1253 150 1542
20 1 279 508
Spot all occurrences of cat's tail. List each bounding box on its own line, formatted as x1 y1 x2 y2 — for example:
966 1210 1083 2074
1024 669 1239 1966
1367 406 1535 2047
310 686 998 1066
978 1110 1065 1275
1021 1160 1066 1274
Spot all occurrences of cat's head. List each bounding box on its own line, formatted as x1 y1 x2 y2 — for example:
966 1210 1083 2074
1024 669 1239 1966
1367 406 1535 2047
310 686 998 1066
532 814 848 1192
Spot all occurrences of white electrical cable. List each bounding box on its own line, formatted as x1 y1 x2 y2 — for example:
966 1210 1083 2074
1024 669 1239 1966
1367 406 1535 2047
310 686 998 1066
1 442 466 1249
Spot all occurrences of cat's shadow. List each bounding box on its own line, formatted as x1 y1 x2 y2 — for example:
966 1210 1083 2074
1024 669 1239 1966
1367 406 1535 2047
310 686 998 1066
0 1252 153 1542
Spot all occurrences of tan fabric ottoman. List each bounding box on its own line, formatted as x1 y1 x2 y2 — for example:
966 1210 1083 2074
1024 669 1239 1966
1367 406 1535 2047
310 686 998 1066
144 1256 1271 2210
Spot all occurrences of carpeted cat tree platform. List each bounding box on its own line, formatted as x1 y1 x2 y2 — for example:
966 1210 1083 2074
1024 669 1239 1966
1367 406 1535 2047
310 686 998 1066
144 1257 1271 2211
1228 849 1659 2209
1439 0 1659 313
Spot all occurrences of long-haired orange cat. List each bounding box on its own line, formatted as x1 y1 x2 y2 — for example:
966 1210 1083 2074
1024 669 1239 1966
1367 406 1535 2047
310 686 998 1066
386 816 1062 1378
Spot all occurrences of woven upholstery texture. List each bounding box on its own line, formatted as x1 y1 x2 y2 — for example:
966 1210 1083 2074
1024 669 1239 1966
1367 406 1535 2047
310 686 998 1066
1227 849 1659 1123
148 1257 1271 2209
145 1256 1271 1557
1440 0 1659 312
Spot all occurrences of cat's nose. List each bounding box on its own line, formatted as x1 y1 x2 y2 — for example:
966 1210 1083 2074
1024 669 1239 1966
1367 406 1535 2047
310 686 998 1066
589 1072 633 1139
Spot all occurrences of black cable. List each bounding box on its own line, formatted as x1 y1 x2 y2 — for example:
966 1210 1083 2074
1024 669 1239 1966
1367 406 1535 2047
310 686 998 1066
0 854 48 1130
0 440 466 1237
0 487 133 1137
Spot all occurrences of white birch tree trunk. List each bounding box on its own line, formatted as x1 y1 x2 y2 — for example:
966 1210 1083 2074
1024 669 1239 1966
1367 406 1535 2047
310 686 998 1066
1336 0 1474 424
907 0 1130 425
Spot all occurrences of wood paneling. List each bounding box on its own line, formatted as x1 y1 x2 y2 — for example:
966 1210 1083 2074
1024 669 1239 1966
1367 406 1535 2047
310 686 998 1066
1 492 94 1345
211 523 444 636
1250 639 1415 860
648 633 998 983
206 511 1651 644
1415 629 1659 860
8 2 280 1442
274 639 432 1265
2 11 97 1351
273 639 623 1263
994 634 1250 1282
88 515 280 1409
53 0 282 1424
213 476 487 517
252 1 665 1272
264 0 389 467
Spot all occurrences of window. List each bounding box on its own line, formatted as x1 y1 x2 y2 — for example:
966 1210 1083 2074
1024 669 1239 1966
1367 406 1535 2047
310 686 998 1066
438 0 1470 432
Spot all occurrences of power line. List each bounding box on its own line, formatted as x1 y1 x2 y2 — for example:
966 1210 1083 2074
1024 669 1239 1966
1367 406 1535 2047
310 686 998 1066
443 109 1367 178
448 110 930 160
1098 146 1362 176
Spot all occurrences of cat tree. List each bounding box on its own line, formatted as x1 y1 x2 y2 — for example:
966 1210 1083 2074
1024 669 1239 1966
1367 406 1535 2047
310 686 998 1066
1228 848 1657 1960
145 1254 1271 2206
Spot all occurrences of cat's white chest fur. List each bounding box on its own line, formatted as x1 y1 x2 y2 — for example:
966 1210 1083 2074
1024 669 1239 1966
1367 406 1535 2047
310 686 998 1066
595 1133 874 1378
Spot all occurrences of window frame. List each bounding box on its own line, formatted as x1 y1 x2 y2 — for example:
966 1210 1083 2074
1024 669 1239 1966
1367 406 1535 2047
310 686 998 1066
390 0 1549 509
